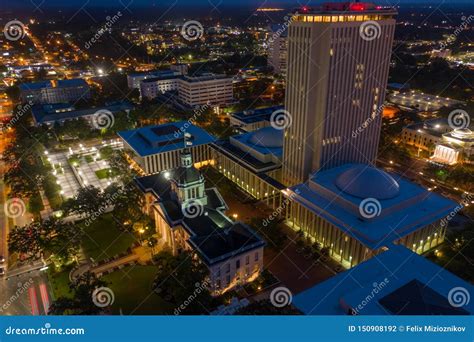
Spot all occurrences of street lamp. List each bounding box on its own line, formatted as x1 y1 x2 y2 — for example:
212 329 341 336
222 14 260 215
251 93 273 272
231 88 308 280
138 228 145 243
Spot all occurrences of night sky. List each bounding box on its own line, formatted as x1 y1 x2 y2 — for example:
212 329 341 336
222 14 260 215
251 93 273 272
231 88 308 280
2 0 472 9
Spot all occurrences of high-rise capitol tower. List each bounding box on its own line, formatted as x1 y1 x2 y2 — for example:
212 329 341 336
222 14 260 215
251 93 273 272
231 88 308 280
281 2 397 186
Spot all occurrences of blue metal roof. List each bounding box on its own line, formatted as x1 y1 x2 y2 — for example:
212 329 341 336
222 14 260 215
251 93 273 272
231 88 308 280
32 101 134 124
231 105 284 124
287 164 458 250
128 70 177 78
19 78 88 90
231 127 283 158
293 244 474 315
19 81 51 90
118 122 216 157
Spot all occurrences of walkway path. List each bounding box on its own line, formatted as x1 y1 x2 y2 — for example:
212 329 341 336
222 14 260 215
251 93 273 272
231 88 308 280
70 245 157 281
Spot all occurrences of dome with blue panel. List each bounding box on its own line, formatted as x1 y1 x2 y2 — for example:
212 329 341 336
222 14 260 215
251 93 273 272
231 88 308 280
335 165 400 200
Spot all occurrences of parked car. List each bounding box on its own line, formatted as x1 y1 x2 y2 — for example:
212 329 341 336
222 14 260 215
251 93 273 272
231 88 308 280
0 267 5 276
0 255 5 263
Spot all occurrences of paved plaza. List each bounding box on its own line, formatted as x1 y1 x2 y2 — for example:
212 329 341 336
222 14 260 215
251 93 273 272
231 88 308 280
47 152 81 199
75 156 118 190
46 141 123 199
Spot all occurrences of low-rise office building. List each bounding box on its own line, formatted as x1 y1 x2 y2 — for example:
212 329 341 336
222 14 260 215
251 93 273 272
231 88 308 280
402 118 474 164
140 75 180 100
211 126 285 209
177 74 234 107
138 73 234 108
229 105 283 132
402 118 449 150
19 79 91 104
31 101 134 127
118 122 215 175
388 90 464 112
127 70 181 89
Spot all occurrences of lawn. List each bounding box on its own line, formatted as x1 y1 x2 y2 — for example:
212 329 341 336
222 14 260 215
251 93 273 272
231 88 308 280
81 214 136 262
102 265 173 315
95 168 119 179
67 155 82 166
47 265 74 300
95 168 110 179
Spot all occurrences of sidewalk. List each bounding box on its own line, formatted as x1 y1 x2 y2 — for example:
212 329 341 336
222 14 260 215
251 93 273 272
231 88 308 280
70 244 157 280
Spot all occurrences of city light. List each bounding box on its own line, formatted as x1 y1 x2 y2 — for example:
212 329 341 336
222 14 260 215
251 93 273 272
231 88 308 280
0 0 471 330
